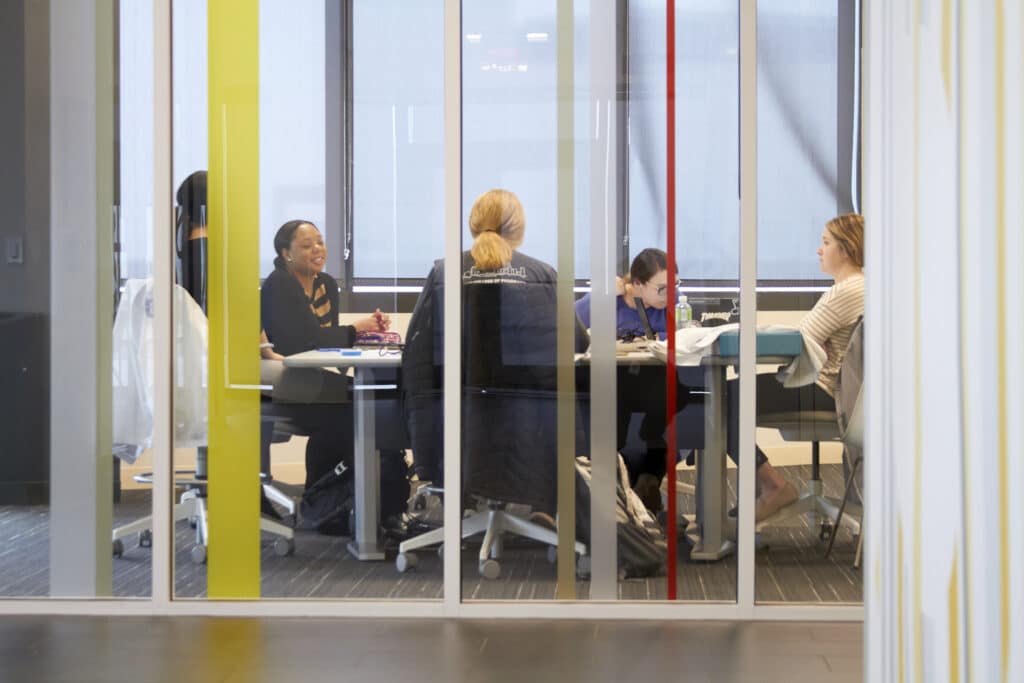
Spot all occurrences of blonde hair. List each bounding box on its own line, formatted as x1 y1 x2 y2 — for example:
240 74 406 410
468 189 525 271
826 213 865 269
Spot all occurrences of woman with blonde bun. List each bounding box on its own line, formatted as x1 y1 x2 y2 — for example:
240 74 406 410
402 190 583 507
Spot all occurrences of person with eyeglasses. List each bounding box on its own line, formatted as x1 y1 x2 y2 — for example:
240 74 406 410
574 248 694 513
575 248 673 341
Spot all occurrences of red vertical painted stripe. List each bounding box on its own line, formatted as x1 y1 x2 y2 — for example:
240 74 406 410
665 0 678 600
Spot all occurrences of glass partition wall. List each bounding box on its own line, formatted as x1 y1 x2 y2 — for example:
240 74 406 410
0 0 862 620
752 0 863 605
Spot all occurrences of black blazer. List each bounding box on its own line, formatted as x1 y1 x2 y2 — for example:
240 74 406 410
261 267 356 356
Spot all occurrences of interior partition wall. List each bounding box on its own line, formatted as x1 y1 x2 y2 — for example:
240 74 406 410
0 0 867 622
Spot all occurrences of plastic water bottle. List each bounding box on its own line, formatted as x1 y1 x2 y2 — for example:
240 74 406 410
675 294 693 329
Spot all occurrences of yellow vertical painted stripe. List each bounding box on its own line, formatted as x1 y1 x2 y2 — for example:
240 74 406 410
912 3 924 679
899 522 906 683
950 555 961 683
554 0 576 600
993 1 1009 679
207 0 261 598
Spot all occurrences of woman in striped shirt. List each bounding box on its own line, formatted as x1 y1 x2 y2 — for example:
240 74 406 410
728 213 865 522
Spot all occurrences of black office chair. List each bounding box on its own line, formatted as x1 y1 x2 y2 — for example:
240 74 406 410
396 256 586 579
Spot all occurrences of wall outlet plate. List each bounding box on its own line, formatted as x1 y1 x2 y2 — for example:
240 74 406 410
5 237 23 264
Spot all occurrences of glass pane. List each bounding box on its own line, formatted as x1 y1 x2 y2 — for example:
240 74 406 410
753 0 863 605
110 0 156 596
170 0 443 600
0 1 132 598
624 0 741 602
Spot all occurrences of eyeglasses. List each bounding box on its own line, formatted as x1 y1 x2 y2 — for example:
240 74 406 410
653 279 682 297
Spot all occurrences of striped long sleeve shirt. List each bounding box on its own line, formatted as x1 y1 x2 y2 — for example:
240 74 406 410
799 273 865 396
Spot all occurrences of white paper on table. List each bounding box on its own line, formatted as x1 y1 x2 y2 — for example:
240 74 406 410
648 323 739 366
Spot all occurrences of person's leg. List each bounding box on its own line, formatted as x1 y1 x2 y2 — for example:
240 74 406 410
379 448 410 520
293 402 354 490
726 374 801 518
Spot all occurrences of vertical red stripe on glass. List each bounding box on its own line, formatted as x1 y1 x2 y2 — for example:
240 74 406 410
665 0 678 600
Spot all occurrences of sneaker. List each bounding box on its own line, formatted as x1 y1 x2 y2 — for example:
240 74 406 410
754 481 799 522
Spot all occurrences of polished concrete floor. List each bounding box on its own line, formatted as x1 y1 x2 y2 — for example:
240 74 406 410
0 616 862 682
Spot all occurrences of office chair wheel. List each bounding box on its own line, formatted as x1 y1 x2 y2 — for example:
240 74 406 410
273 537 295 557
819 522 834 543
479 559 501 580
112 539 124 558
395 552 418 573
547 546 557 564
139 530 153 548
190 544 207 565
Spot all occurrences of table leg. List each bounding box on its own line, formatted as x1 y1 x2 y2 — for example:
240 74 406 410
689 363 735 560
347 366 385 561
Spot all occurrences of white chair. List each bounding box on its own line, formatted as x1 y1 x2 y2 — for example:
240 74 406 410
756 320 866 543
396 495 586 579
825 317 865 566
111 279 294 562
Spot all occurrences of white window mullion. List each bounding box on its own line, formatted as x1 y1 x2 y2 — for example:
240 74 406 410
442 0 463 616
736 0 758 616
151 0 173 608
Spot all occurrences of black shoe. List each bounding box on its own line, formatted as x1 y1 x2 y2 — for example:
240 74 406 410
260 489 285 522
382 512 434 542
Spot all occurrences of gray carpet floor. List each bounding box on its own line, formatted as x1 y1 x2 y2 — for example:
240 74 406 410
0 465 861 602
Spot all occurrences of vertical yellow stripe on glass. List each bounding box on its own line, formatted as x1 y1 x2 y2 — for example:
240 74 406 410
206 0 261 598
554 0 576 600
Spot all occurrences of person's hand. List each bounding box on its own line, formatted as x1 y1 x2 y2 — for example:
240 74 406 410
354 309 391 333
372 308 391 331
259 329 284 360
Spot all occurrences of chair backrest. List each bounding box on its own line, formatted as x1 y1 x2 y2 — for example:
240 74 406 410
835 316 864 450
460 255 563 510
112 279 208 454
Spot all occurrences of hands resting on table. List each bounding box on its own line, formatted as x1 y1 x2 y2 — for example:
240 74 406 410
259 310 393 361
352 309 391 334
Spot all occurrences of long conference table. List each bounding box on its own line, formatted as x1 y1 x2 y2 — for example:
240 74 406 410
283 328 803 563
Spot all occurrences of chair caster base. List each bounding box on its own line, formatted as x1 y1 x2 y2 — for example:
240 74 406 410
479 558 500 579
396 552 418 573
273 537 295 557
